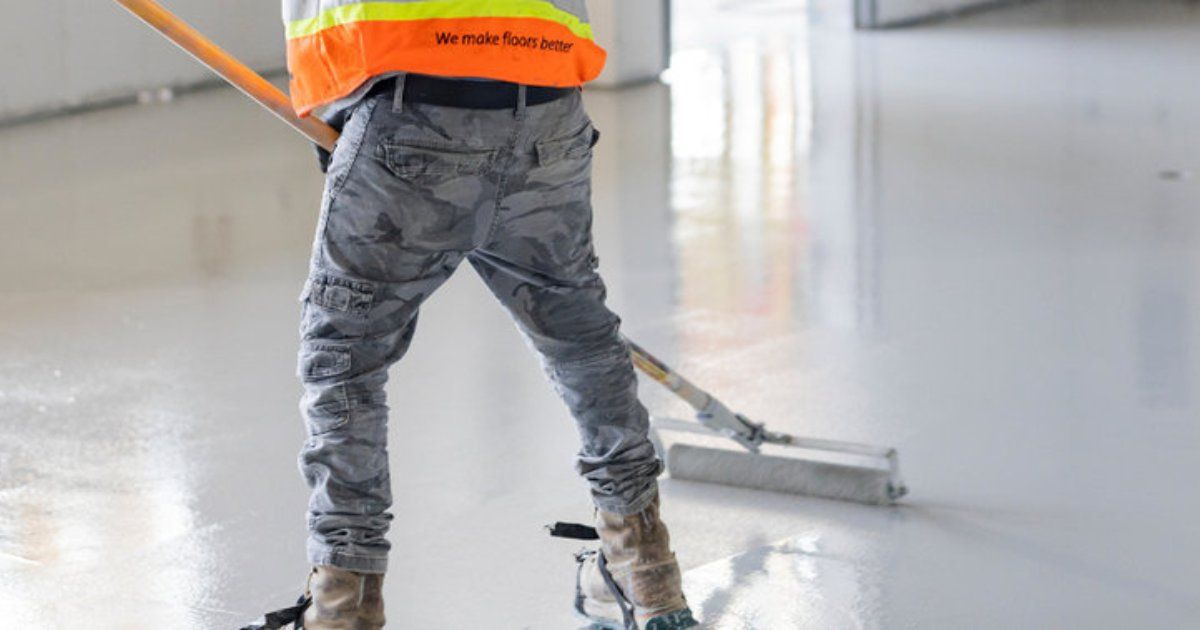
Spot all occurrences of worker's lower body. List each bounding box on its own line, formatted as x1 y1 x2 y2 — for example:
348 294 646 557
295 77 693 628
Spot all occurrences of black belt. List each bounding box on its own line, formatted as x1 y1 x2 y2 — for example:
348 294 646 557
367 74 575 110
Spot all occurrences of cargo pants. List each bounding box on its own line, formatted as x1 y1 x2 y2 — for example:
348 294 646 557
297 81 662 574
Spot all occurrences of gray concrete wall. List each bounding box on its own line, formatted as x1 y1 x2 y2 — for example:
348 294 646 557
857 0 1030 28
589 0 670 88
0 1 284 123
0 0 665 124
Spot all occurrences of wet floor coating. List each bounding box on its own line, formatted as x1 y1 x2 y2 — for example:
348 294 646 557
2 0 1199 627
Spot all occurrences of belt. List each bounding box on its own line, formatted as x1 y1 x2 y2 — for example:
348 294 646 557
368 74 575 110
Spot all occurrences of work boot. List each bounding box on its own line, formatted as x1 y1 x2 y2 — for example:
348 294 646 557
575 496 698 629
358 573 385 628
303 565 386 629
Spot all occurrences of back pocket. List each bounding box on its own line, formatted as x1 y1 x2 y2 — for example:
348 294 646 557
380 140 495 180
535 123 598 167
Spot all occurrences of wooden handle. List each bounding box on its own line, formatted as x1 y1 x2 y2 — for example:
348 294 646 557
113 0 339 150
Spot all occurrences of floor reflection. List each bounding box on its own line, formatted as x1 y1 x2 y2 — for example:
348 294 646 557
0 359 216 628
668 29 812 335
2 0 1200 627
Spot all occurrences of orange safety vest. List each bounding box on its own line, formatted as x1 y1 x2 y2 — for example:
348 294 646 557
283 0 607 116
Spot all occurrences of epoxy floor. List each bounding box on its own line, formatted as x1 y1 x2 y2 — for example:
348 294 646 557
2 0 1199 627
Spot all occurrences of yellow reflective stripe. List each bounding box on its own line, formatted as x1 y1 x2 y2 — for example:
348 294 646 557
286 0 594 41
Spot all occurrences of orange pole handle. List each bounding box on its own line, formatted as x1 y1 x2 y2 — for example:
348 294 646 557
113 0 339 151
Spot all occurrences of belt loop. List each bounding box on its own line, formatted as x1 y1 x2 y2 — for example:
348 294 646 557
392 72 408 114
516 84 528 118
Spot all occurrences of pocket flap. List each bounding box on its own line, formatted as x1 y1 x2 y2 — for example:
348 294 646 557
536 124 598 166
381 140 495 177
300 343 351 380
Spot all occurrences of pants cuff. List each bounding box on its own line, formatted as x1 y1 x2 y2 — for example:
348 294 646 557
308 546 388 574
592 481 659 516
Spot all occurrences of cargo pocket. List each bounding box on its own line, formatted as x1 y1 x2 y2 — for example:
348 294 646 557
305 273 375 317
299 343 351 382
302 382 351 435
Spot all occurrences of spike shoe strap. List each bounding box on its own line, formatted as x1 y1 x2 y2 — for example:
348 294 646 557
572 549 699 630
240 594 311 630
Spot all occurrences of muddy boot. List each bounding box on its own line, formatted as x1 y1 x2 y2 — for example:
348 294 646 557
575 496 698 629
303 565 386 629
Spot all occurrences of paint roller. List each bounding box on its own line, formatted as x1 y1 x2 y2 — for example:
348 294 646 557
630 341 906 504
112 0 908 506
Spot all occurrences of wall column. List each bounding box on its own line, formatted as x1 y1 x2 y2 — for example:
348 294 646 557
588 0 671 88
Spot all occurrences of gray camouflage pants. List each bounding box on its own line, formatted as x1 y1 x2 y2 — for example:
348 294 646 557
297 82 662 574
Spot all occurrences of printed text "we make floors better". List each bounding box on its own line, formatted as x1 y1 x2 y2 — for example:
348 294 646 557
435 31 576 52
